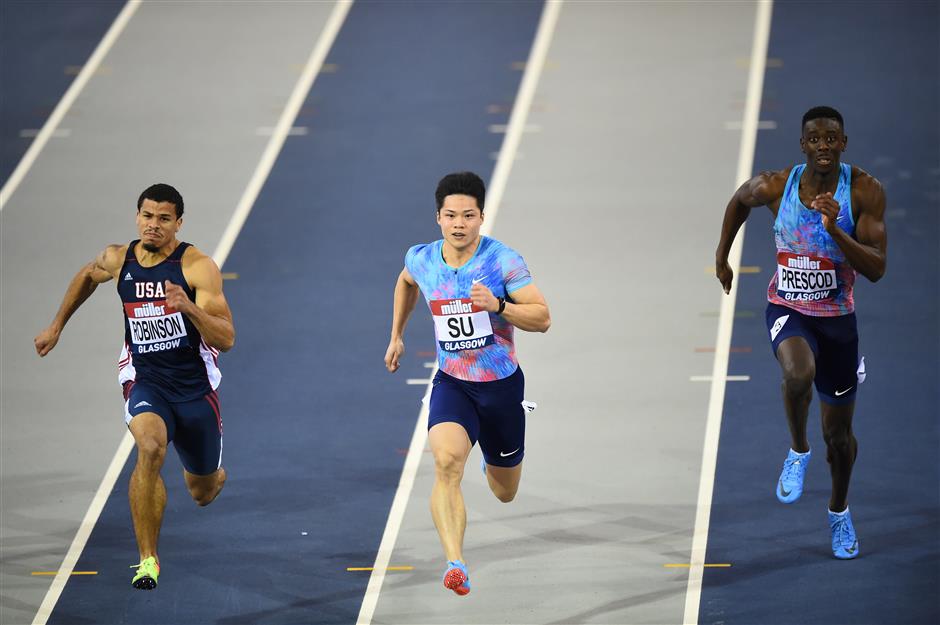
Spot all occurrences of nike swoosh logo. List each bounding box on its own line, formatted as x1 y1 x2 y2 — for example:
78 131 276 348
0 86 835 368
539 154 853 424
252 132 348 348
834 387 853 396
471 275 489 284
500 448 520 457
847 541 857 554
778 481 791 497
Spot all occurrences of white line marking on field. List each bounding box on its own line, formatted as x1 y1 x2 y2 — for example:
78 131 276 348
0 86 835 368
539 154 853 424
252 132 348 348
354 3 563 624
488 123 541 134
423 362 435 368
406 379 432 385
0 1 140 212
683 3 772 625
690 375 751 382
29 2 354 624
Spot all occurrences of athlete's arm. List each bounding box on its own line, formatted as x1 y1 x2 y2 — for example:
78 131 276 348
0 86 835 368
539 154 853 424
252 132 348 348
34 244 124 357
170 251 235 352
470 282 551 333
385 267 420 373
715 170 788 294
810 172 887 282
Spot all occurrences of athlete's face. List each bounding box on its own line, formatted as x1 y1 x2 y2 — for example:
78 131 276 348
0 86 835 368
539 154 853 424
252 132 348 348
800 118 847 175
437 194 483 252
136 199 181 253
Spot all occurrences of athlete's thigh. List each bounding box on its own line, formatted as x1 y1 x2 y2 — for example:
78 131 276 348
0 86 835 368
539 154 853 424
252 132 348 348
814 313 860 406
125 382 174 444
171 389 223 476
428 370 480 447
474 367 525 468
767 303 817 372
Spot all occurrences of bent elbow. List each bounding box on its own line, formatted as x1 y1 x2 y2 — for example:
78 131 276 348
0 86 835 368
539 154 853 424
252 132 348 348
219 336 235 352
540 316 552 333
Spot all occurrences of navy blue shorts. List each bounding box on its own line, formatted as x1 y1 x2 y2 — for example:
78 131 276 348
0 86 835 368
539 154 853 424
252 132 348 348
428 366 526 468
766 302 860 405
123 381 223 475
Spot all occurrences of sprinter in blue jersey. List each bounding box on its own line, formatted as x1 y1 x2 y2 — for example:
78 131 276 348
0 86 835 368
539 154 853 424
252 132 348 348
715 107 887 560
385 172 551 595
35 184 234 589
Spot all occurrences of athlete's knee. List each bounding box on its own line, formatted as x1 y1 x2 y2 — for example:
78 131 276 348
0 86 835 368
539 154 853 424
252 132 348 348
187 469 225 507
493 486 517 503
135 437 166 466
433 449 466 482
823 423 855 454
781 361 814 396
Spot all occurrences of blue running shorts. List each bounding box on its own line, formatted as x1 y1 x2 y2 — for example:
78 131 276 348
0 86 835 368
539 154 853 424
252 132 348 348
428 366 525 467
766 302 860 405
123 381 223 475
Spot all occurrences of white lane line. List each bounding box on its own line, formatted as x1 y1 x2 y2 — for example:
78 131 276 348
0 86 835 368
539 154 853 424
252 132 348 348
690 375 751 382
488 123 542 133
683 2 772 625
406 379 432 385
0 0 140 212
29 3 354 624
422 362 435 368
354 3 563 624
19 129 71 139
255 126 309 136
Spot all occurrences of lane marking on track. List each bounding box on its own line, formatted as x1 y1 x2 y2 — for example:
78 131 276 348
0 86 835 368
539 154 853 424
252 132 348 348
1 1 140 212
354 3 564 624
19 129 71 139
347 566 414 572
705 265 761 274
29 3 354 624
690 375 750 382
221 272 239 280
683 3 773 625
666 563 731 568
255 126 308 136
406 378 431 385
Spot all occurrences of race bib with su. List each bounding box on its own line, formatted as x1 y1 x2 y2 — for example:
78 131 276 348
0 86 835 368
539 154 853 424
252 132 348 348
124 299 189 354
775 252 840 303
430 298 494 352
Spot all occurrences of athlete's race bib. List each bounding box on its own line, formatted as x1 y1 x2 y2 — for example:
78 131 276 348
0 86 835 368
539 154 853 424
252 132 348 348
776 252 840 303
430 298 494 352
124 300 189 354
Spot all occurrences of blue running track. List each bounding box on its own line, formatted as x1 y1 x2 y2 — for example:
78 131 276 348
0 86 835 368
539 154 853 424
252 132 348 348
700 2 939 624
46 2 542 624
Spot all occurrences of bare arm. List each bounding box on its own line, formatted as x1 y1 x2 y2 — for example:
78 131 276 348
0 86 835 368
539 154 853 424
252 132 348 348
470 282 551 333
715 170 788 293
385 267 420 373
167 252 235 352
35 245 123 356
811 173 887 282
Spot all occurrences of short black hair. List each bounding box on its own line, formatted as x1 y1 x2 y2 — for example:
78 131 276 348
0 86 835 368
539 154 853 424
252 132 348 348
137 183 184 219
802 106 844 132
435 172 485 213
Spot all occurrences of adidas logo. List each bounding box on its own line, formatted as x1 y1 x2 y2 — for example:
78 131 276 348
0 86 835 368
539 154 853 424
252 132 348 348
134 401 152 408
124 272 133 281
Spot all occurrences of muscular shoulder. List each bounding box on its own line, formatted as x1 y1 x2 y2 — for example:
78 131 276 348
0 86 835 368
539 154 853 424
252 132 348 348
749 168 791 204
405 241 438 273
851 166 886 215
181 245 221 286
98 244 128 273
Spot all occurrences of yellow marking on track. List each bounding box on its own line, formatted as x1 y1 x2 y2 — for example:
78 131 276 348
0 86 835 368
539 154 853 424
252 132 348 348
32 571 97 576
346 566 414 572
706 265 761 274
221 272 239 280
664 563 731 568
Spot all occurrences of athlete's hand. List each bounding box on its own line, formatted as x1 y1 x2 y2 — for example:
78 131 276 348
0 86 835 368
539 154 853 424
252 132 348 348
811 192 840 233
164 280 195 314
385 337 405 373
716 258 734 294
34 325 62 357
470 283 498 312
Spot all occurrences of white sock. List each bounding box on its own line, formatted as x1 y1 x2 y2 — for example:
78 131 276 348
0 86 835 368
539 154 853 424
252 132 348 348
790 448 810 457
829 506 849 516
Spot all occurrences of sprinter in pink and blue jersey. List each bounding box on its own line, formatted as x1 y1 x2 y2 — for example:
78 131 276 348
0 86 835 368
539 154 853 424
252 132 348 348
35 184 234 590
385 172 551 596
715 107 888 560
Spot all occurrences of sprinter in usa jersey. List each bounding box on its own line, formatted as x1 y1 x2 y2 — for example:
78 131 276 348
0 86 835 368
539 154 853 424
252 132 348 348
385 172 551 596
35 184 235 589
714 107 887 560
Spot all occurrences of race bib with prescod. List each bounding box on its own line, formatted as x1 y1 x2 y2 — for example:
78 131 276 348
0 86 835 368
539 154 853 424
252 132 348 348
124 300 189 354
430 298 494 352
775 252 840 303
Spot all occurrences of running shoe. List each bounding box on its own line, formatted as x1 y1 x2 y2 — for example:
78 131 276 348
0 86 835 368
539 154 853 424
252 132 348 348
828 508 859 559
442 560 470 596
776 448 811 503
130 556 160 590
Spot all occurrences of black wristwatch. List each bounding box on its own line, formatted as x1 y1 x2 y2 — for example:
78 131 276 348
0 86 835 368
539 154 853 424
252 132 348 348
496 297 506 315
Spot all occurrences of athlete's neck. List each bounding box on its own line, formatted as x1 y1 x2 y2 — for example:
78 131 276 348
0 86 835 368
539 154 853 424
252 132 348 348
801 163 840 194
136 239 180 268
441 236 481 269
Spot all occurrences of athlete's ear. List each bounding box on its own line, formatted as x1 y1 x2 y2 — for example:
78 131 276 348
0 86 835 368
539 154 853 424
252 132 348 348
176 217 182 232
799 135 806 153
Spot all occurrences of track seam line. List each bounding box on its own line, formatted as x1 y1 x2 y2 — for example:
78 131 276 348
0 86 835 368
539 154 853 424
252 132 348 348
0 1 140 212
682 2 773 624
29 3 354 623
354 2 563 623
